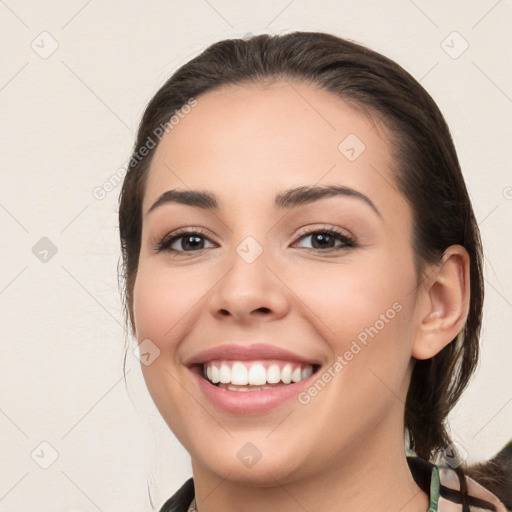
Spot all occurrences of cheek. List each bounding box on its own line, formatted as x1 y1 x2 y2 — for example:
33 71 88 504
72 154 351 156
132 261 207 343
289 257 412 341
286 252 417 394
132 263 203 439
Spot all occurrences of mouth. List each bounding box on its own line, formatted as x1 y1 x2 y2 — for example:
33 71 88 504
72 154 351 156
194 359 320 392
185 343 324 413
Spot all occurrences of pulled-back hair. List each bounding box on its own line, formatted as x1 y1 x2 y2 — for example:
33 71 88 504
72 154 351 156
118 31 501 506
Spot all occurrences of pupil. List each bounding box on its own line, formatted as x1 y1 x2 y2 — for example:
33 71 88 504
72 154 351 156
312 233 333 249
183 235 203 250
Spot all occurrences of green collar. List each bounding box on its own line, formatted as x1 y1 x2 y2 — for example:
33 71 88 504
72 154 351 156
406 456 440 512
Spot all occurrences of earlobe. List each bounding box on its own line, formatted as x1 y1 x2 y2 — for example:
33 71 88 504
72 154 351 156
412 245 470 360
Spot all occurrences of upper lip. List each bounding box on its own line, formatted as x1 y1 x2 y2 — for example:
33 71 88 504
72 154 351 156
185 343 322 367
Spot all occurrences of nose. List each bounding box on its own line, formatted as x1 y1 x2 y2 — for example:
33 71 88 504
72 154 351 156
207 238 290 324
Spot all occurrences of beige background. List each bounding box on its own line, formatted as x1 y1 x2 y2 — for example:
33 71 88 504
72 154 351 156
0 1 511 510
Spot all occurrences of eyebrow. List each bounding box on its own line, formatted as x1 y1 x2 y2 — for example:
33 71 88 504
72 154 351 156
146 185 382 218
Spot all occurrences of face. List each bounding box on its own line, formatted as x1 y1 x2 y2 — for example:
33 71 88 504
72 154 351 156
133 81 423 485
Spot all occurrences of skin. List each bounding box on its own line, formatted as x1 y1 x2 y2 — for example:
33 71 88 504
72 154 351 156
132 80 470 512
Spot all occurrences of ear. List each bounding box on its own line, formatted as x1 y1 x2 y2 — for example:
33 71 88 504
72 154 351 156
412 245 471 360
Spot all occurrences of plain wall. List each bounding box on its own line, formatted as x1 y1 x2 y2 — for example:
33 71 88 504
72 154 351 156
0 1 510 510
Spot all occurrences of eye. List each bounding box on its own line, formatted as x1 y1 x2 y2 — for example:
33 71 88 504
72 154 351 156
156 229 216 253
293 226 356 252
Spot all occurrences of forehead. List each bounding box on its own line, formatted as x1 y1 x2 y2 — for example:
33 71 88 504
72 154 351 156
143 80 402 214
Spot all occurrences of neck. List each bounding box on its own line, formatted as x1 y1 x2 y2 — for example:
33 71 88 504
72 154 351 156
190 427 429 512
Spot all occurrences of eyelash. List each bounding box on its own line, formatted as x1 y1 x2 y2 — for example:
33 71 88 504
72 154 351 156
156 226 356 254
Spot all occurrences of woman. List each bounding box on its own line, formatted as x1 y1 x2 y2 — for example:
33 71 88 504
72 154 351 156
118 32 510 512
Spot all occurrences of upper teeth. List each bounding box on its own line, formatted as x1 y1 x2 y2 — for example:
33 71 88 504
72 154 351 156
203 360 313 386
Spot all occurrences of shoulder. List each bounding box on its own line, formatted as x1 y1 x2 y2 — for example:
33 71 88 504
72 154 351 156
437 464 509 512
407 455 510 512
442 440 512 512
158 477 195 512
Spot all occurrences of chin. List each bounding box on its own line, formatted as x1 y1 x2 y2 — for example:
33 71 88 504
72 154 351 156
191 442 316 487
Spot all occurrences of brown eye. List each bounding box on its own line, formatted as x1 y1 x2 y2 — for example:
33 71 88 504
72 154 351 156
294 228 356 251
157 230 215 253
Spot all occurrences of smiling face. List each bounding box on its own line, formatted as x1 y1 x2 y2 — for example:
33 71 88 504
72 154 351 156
132 80 426 485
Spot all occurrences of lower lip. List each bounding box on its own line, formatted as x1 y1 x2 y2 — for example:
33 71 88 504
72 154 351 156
190 367 317 414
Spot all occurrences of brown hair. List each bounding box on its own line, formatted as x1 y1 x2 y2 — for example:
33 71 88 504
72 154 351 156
118 31 501 506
